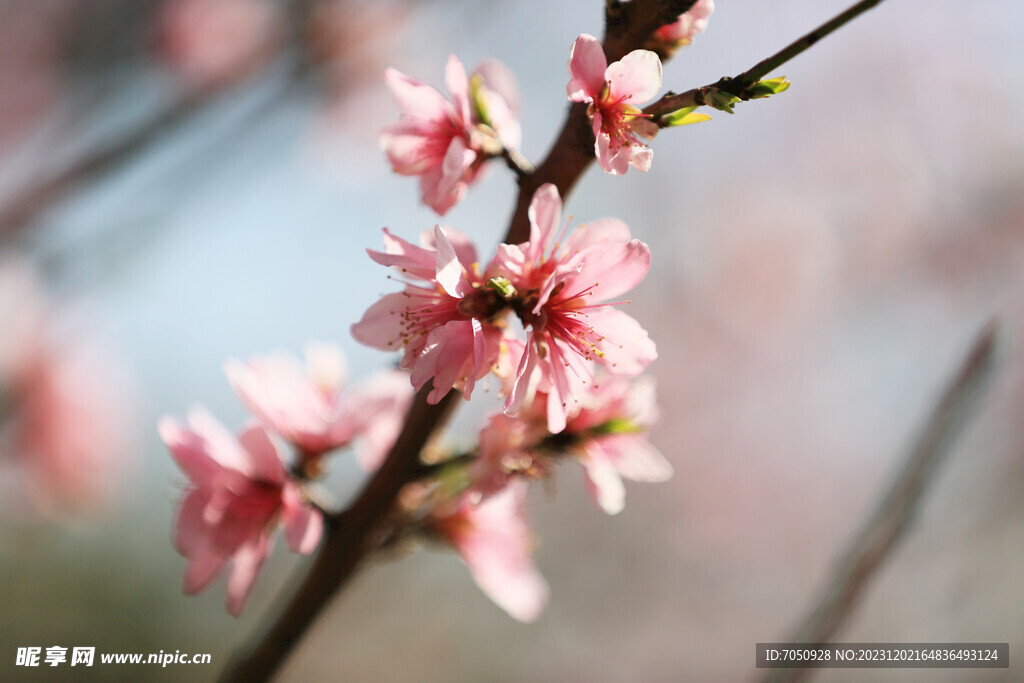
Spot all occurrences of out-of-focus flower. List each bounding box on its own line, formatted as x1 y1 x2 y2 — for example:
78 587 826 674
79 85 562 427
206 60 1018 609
225 343 413 471
160 410 322 616
649 0 714 55
0 258 135 519
431 481 548 622
351 225 508 403
470 373 669 515
381 55 521 215
567 34 662 175
561 376 671 515
496 184 657 432
156 0 283 89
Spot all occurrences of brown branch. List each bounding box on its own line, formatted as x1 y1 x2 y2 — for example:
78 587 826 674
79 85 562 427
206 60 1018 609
645 0 887 121
763 322 999 683
220 385 458 682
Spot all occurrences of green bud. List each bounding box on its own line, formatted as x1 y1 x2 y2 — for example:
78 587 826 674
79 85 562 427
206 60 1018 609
748 77 791 99
661 106 713 127
705 89 741 114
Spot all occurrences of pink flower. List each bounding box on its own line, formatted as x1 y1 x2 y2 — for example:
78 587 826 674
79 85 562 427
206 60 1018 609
497 184 657 432
225 343 412 471
567 34 662 175
381 55 520 215
471 375 670 516
433 481 548 622
653 0 714 47
562 376 672 515
351 225 508 404
159 410 322 616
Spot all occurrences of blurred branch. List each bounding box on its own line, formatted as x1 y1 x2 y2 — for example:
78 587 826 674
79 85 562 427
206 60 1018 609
763 322 999 683
645 0 886 120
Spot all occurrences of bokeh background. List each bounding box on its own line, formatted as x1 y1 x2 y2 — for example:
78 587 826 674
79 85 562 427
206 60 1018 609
1 0 1022 681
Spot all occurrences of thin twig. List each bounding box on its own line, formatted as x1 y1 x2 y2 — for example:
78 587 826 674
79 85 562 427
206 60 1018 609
645 0 886 120
763 322 999 683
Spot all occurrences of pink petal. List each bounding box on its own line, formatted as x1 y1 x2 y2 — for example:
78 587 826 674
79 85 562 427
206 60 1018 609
225 533 272 617
563 217 632 254
605 49 662 105
159 416 222 487
434 225 469 298
581 446 626 515
236 425 284 484
597 433 673 482
186 408 251 475
629 142 653 172
595 129 631 175
560 238 651 304
183 552 227 596
384 67 452 122
457 483 549 622
566 34 606 102
445 54 471 125
525 183 562 260
474 59 522 149
350 292 414 352
282 485 323 554
586 308 658 375
505 334 540 416
175 488 215 558
367 228 437 281
421 224 478 270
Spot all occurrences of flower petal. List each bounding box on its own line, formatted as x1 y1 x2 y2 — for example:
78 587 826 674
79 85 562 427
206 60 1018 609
581 444 626 515
559 238 651 304
225 533 272 617
563 217 632 254
525 183 562 260
384 67 452 122
597 433 673 482
605 49 662 104
566 34 606 102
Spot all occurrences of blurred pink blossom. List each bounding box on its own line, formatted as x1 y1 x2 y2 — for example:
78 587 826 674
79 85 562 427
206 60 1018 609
351 225 507 403
225 343 413 471
0 258 134 519
156 0 282 89
433 481 548 622
652 0 714 49
381 55 521 215
160 410 322 616
567 34 662 175
497 184 657 432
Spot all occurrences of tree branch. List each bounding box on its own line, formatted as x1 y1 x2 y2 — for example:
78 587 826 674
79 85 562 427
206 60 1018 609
763 322 999 683
645 0 886 120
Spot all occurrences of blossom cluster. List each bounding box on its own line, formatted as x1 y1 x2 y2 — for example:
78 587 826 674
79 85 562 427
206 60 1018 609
162 8 716 622
160 345 412 615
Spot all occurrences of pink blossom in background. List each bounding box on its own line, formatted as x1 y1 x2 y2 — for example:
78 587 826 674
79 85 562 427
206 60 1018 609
567 34 662 175
381 54 521 215
160 410 322 616
652 0 714 48
0 258 135 519
433 481 548 622
351 225 507 404
496 184 657 432
156 0 282 89
225 343 413 471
